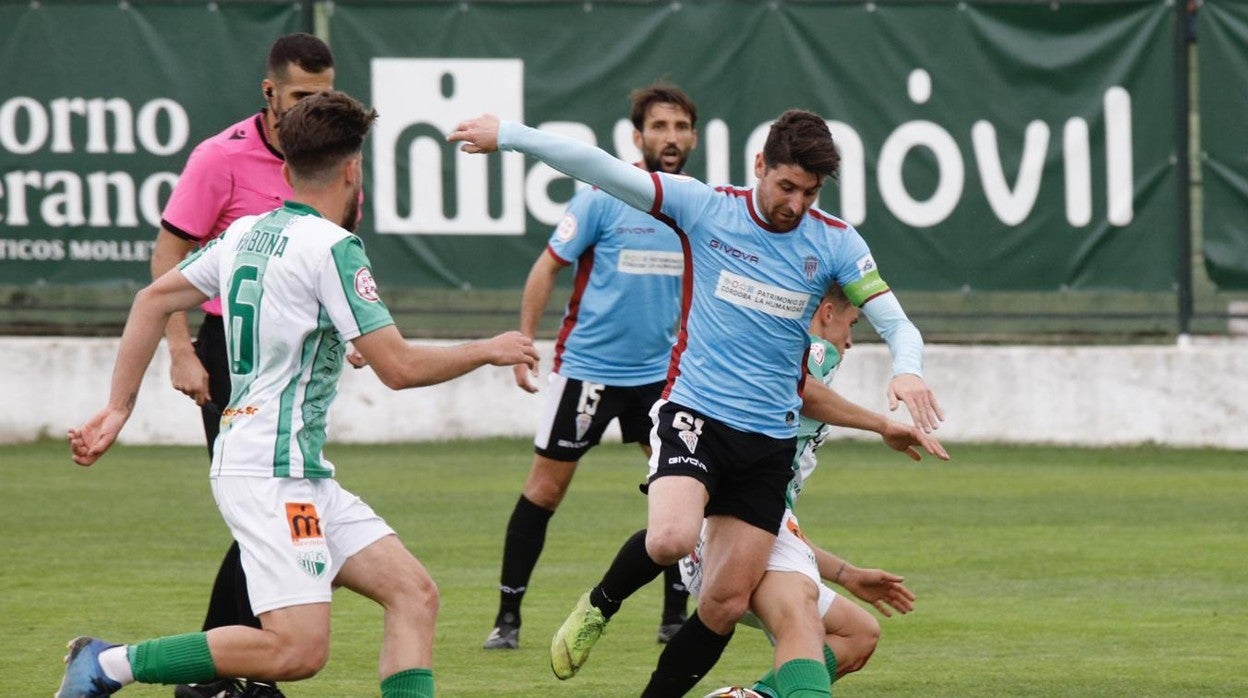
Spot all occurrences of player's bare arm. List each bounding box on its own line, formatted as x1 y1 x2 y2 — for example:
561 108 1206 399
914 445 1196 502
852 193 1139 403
151 227 212 405
512 251 562 392
810 544 915 617
69 270 210 466
801 380 948 461
351 326 538 390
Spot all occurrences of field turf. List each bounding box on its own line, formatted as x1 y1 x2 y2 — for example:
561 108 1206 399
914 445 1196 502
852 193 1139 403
2 438 1245 696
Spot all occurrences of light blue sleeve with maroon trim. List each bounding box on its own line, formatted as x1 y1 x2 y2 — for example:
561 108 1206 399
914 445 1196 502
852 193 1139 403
547 186 607 264
650 172 716 234
499 121 654 212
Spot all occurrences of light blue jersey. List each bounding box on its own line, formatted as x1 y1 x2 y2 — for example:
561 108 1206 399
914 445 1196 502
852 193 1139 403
547 185 683 386
652 173 887 437
499 120 923 439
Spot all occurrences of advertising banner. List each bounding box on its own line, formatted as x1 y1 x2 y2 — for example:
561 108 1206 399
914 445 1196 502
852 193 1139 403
1 1 1180 294
0 1 302 285
331 0 1178 291
1198 0 1248 289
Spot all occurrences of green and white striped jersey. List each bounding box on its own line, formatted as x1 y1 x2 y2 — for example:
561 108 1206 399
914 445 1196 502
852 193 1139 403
179 201 394 478
786 335 841 510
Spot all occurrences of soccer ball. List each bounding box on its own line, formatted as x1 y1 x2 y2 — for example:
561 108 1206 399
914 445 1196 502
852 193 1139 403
702 687 765 698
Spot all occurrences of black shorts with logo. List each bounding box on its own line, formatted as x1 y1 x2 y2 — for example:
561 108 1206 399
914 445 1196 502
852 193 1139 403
648 400 795 534
534 375 664 462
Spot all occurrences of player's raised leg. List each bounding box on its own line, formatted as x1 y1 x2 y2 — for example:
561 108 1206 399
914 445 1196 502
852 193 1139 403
550 472 707 679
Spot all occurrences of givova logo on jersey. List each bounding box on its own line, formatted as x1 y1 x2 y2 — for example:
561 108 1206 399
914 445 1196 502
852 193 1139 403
371 58 526 235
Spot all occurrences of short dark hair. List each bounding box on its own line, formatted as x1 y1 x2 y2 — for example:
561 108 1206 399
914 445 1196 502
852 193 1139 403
279 91 377 182
629 82 698 130
762 109 839 181
267 33 334 81
822 282 852 310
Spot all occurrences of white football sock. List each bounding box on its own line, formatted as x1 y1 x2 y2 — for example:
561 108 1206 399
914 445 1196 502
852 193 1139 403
97 645 135 685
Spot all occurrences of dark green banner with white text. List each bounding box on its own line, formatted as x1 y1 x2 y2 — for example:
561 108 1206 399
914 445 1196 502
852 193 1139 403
329 0 1179 292
2 1 1184 294
0 1 302 285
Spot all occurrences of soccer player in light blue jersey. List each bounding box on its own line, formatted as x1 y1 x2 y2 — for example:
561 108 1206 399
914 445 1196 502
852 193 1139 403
485 84 697 651
683 285 920 698
451 109 946 698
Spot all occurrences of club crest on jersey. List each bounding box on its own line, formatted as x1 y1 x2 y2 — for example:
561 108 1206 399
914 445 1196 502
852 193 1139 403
575 413 593 442
296 550 328 579
354 267 379 302
856 254 877 276
810 342 826 366
803 256 819 282
555 212 578 242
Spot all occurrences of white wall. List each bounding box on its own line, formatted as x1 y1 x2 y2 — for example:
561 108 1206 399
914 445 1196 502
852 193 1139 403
4 337 1246 449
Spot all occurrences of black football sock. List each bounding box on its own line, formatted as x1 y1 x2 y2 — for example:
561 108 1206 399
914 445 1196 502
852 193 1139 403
495 494 554 627
661 563 689 622
640 611 733 697
589 529 664 619
201 541 246 630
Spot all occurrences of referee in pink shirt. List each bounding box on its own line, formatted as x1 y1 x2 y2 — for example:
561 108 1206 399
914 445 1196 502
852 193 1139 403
149 33 335 698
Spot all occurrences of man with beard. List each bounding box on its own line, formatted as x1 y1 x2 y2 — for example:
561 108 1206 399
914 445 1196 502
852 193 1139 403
450 108 944 697
60 90 539 698
149 32 337 698
483 83 697 651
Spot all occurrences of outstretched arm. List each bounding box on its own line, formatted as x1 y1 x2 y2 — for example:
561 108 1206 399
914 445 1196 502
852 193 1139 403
351 325 539 391
512 251 562 393
449 114 656 213
800 379 948 461
859 293 944 431
151 227 211 405
68 270 210 466
810 543 915 617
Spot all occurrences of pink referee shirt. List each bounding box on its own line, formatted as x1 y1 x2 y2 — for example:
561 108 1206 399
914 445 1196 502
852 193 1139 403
161 111 289 315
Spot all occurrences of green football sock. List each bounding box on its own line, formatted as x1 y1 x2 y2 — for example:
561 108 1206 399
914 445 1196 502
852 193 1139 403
128 632 217 685
751 667 781 698
824 644 838 683
380 667 435 698
775 657 831 698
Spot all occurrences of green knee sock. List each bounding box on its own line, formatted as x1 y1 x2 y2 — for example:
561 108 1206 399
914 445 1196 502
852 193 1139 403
752 670 780 698
752 667 780 697
755 646 837 698
775 657 831 698
824 644 838 684
128 632 217 685
381 667 435 698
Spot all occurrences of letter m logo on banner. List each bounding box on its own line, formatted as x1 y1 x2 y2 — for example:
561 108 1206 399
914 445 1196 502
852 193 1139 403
370 58 527 235
286 502 323 542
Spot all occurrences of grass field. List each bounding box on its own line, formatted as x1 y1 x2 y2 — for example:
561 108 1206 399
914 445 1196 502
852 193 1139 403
3 438 1246 697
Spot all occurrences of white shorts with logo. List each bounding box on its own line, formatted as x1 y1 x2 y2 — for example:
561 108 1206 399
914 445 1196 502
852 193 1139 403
679 509 837 629
211 475 395 615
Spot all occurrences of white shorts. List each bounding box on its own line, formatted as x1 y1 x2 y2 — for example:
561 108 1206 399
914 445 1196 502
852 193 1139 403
679 509 838 628
211 475 395 615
